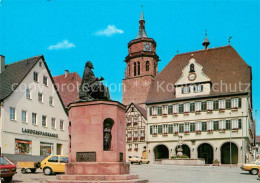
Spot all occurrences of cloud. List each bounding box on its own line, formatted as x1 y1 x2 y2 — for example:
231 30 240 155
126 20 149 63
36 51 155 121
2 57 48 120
94 25 124 37
48 40 75 50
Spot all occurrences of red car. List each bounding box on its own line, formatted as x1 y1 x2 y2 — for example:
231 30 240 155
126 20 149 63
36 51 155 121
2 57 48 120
0 155 17 182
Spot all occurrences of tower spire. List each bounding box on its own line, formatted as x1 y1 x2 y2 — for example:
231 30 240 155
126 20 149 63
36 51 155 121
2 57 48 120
136 7 148 39
202 30 210 50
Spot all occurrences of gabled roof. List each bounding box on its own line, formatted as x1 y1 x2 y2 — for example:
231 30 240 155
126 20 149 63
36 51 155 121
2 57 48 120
53 72 81 107
146 45 252 104
126 103 147 120
0 55 42 101
0 55 67 114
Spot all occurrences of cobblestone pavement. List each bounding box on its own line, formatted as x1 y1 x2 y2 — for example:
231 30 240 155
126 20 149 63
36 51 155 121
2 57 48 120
1 165 258 183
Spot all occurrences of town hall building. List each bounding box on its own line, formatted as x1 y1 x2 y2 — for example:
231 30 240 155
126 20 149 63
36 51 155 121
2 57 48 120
123 10 255 165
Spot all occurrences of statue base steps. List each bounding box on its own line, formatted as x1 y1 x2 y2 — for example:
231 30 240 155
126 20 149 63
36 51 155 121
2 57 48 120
46 174 148 183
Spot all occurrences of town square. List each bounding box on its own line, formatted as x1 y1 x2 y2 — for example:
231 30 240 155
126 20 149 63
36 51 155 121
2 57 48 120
0 0 259 182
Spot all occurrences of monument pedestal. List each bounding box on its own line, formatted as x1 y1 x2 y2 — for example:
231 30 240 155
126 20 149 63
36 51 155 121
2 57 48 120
47 100 147 183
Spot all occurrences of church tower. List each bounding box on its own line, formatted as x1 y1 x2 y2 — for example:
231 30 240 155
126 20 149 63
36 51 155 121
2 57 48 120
123 10 159 107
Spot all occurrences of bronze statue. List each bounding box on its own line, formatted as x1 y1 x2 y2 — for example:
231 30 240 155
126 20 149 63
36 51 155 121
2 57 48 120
103 123 112 151
79 61 110 101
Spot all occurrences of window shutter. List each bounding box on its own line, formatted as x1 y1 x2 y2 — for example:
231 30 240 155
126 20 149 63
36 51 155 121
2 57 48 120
150 126 153 134
181 87 184 94
201 85 203 92
239 98 242 108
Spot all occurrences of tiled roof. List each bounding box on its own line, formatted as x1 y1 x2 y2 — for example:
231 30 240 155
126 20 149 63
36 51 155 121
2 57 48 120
53 72 81 107
127 103 147 120
0 55 42 101
146 45 252 104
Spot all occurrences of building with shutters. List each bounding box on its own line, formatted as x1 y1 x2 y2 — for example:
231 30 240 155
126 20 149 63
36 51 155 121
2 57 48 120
122 10 255 165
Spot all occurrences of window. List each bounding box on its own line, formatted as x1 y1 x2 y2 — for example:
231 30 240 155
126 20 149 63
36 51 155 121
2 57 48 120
207 101 213 110
196 122 202 131
190 123 195 132
238 98 242 108
60 120 64 130
38 93 43 103
60 156 69 163
168 105 173 114
42 76 48 86
174 124 179 133
182 86 190 94
32 113 37 125
219 120 226 130
150 126 152 134
162 124 168 134
152 107 157 116
9 107 15 120
22 110 27 123
157 106 162 115
231 98 239 108
201 101 206 111
207 121 213 131
39 62 42 67
158 125 162 134
134 131 138 137
214 121 219 130
226 99 231 109
162 106 168 115
219 100 226 109
184 123 190 132
49 96 54 106
149 107 152 116
26 89 31 99
137 61 140 75
213 100 219 110
48 156 58 162
232 119 238 129
173 105 179 114
33 72 38 82
152 126 158 134
190 103 195 112
15 139 32 155
179 104 183 114
179 124 184 133
184 103 190 113
195 102 201 112
42 115 47 127
141 130 145 137
226 120 231 130
194 85 203 92
202 122 207 131
134 62 137 76
128 131 132 137
40 142 53 156
168 124 173 133
146 61 149 71
51 118 56 129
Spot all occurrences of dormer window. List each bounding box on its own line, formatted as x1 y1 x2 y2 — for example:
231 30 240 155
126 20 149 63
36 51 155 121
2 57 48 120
194 85 203 92
182 86 190 94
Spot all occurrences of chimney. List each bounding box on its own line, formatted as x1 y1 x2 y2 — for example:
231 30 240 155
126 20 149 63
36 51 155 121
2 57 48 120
65 70 69 78
0 55 5 74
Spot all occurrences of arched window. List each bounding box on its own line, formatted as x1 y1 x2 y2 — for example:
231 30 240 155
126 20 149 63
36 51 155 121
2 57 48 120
137 61 140 75
190 64 195 72
146 61 149 71
134 62 136 76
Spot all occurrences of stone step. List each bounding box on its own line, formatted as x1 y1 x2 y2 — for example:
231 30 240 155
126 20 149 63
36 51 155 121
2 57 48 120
47 179 148 183
56 174 139 181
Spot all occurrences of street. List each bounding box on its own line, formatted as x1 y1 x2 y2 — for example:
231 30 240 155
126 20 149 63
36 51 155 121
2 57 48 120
2 164 258 183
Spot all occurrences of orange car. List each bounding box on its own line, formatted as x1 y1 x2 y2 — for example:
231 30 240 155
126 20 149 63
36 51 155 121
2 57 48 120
241 160 260 175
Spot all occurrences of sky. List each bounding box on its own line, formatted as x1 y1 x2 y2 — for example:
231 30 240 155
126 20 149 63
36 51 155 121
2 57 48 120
0 0 259 132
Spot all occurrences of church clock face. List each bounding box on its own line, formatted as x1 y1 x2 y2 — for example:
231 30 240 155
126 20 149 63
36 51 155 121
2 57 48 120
188 73 197 81
143 42 152 52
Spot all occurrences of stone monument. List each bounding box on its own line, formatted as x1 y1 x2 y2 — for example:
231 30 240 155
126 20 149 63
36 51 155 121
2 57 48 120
48 61 147 183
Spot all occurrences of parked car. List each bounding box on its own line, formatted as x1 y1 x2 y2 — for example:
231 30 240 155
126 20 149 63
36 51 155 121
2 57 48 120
40 155 69 175
129 156 149 165
241 159 260 175
0 155 17 182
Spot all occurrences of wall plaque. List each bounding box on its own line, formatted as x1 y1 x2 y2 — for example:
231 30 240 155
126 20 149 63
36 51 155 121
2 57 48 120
76 152 96 162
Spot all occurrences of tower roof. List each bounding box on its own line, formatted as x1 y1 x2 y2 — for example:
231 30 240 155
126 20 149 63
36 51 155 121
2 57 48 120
136 10 148 39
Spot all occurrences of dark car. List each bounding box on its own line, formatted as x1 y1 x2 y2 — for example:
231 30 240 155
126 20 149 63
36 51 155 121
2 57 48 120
0 155 17 182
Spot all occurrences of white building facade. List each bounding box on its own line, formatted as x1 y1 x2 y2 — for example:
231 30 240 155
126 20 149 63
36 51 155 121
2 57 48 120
145 47 255 165
0 55 69 162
